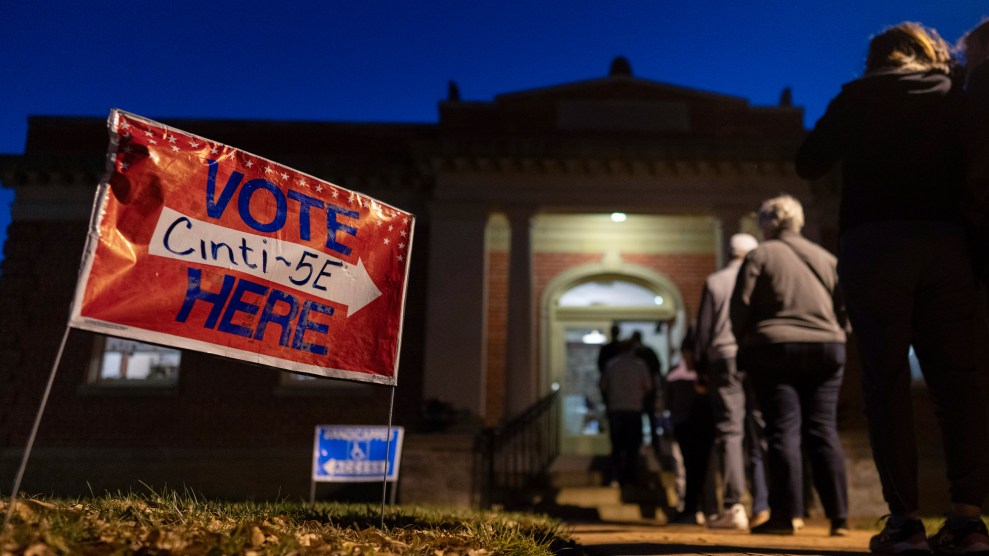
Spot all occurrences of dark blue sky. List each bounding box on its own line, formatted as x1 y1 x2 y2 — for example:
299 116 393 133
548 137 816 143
1 1 987 256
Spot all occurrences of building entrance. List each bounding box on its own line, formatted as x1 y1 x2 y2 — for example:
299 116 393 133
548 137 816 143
544 270 683 456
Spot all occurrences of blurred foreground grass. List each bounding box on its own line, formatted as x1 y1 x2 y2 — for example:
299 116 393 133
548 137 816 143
0 489 578 555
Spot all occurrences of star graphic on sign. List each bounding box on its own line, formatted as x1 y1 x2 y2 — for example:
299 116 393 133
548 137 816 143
388 225 394 232
280 172 289 180
264 166 273 174
144 130 154 137
167 136 177 144
121 162 129 170
123 145 133 154
119 121 130 130
170 145 180 152
403 217 409 224
331 190 339 198
399 242 405 249
298 178 308 188
148 138 158 145
210 146 219 155
315 184 323 192
384 238 391 245
189 140 200 148
397 254 405 262
245 159 254 168
400 229 407 237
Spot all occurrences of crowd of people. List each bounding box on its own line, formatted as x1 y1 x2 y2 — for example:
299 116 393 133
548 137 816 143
597 17 989 554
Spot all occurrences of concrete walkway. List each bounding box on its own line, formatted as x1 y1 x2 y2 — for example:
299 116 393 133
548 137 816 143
567 519 876 556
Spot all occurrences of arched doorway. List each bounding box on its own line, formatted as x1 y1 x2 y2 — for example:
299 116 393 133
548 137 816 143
542 265 685 455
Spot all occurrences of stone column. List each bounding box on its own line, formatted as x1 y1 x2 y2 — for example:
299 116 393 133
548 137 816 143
504 206 536 418
716 208 749 267
422 202 489 418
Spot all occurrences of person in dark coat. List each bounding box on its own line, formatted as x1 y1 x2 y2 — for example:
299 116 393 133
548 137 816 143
630 330 664 461
797 22 989 554
597 325 623 375
600 340 653 487
962 19 989 284
664 327 716 525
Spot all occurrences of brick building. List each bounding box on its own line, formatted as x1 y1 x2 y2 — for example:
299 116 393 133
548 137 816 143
2 59 917 513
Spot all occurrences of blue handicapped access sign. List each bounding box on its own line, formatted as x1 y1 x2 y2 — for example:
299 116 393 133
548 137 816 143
312 425 404 482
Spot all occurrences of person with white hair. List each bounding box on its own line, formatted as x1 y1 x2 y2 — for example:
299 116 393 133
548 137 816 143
695 232 768 530
730 194 850 537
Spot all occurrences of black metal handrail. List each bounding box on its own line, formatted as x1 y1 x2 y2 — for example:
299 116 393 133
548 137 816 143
472 389 560 509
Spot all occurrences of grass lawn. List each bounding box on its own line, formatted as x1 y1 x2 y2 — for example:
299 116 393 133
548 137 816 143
1 490 579 555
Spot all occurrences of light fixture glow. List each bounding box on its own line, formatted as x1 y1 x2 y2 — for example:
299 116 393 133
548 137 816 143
654 295 665 306
610 212 627 223
582 330 607 345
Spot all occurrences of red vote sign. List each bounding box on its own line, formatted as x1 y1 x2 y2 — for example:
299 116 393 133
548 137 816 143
69 110 414 385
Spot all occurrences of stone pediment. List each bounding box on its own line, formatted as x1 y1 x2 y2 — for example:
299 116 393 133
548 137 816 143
440 65 801 138
495 75 750 108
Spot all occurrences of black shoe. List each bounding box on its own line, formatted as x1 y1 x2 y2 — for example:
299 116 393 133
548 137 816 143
832 518 851 537
666 511 702 525
929 517 989 554
750 519 795 535
869 517 929 554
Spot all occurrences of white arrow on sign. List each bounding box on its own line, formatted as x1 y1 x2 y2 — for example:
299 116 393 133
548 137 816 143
149 205 382 316
334 258 382 316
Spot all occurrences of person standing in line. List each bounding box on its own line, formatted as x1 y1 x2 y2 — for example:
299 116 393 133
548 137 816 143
962 19 989 291
696 233 769 530
798 22 989 554
730 194 850 537
664 328 717 525
598 324 623 376
600 339 653 488
630 330 663 460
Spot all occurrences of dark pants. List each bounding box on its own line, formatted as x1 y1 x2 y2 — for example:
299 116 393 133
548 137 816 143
672 393 715 515
710 357 768 512
747 342 848 522
840 221 989 515
607 410 643 486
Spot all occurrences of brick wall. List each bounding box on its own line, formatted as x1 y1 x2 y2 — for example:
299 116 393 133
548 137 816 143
0 207 431 499
622 253 717 317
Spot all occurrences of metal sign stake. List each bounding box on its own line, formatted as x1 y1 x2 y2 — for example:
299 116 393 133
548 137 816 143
3 320 72 534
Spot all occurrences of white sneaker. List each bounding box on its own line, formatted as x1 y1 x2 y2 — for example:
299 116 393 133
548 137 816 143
706 503 749 530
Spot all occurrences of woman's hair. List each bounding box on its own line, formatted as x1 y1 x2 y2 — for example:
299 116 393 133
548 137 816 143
865 22 953 75
757 194 804 235
960 18 989 55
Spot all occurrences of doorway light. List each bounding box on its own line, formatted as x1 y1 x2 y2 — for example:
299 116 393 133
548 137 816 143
610 212 627 223
582 330 607 345
654 295 665 306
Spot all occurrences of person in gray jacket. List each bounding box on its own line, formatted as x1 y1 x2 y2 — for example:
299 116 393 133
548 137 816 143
730 194 849 537
696 233 769 530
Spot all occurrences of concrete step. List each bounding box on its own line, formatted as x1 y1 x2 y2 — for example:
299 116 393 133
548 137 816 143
556 486 621 506
547 454 608 488
531 450 677 523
